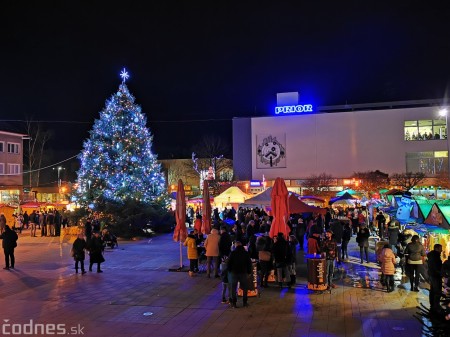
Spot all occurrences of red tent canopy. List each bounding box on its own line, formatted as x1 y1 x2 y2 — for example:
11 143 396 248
289 195 326 215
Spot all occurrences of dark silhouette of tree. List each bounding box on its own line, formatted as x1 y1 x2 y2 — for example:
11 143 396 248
351 170 390 195
302 173 335 197
390 172 426 191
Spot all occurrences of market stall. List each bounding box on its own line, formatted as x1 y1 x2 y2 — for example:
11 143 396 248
213 186 250 209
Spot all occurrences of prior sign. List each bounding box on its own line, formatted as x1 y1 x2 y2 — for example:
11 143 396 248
275 104 313 114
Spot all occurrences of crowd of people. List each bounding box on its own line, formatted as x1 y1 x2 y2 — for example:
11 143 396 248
182 205 450 317
1 209 69 237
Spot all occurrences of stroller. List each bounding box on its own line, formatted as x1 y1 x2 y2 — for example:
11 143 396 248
102 229 118 249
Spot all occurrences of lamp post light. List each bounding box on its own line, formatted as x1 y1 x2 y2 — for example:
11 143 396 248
245 183 249 194
53 166 65 188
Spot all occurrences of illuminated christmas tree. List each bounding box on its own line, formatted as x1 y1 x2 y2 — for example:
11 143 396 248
76 69 166 206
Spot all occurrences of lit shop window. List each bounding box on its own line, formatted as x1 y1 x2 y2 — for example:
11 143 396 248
404 120 447 141
406 151 448 175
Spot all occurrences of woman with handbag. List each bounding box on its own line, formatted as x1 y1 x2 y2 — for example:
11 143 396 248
257 235 272 288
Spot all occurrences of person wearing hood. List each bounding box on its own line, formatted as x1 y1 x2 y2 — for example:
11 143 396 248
184 231 199 276
1 225 18 270
388 220 400 254
204 228 220 278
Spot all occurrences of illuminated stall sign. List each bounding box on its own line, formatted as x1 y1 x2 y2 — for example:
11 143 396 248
275 104 313 115
250 180 261 187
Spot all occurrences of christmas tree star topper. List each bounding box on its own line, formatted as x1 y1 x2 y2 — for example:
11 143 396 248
120 68 130 83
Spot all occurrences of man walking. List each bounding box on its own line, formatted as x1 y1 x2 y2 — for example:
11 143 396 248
427 244 443 314
1 225 18 270
227 241 252 308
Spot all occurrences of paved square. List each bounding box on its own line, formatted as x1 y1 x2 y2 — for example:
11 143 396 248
0 231 430 336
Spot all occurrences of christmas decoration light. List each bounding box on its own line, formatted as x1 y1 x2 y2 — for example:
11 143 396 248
76 72 167 206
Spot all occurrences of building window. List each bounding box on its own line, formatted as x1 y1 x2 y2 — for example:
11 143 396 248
406 151 448 175
0 142 4 152
7 164 20 175
404 119 447 141
7 143 20 154
0 163 4 174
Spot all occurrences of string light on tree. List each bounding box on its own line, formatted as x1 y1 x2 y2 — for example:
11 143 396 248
76 69 167 205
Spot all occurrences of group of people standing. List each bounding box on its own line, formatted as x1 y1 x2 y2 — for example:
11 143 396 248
71 230 106 274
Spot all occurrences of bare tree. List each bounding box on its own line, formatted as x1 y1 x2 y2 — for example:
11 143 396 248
431 171 450 189
167 160 196 186
351 170 390 195
191 135 233 182
302 173 335 196
23 121 51 188
390 172 426 191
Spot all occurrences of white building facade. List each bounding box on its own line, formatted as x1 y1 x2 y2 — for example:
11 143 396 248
233 99 450 183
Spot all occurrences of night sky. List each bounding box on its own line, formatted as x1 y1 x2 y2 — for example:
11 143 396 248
1 2 450 181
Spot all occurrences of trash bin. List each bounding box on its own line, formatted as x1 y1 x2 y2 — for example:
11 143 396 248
305 254 327 291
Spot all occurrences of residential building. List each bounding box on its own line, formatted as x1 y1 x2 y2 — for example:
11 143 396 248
0 131 27 205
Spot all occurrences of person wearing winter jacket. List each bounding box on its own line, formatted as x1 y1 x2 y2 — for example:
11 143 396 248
380 244 396 292
204 228 220 278
356 224 370 264
184 231 199 276
404 235 426 292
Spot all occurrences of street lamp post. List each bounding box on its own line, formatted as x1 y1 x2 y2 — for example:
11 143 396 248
53 166 65 192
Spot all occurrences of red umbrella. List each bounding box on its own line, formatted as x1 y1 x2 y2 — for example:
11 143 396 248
201 181 212 235
173 179 187 243
269 177 290 238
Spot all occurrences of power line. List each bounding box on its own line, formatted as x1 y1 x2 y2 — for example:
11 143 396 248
23 154 79 174
0 118 232 124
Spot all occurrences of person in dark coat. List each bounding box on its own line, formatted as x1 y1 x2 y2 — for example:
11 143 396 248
256 235 273 288
387 220 400 254
227 241 252 308
376 212 386 238
296 218 306 250
287 235 298 286
272 232 289 288
88 232 105 273
72 234 87 274
356 223 370 264
330 220 343 263
427 244 443 314
218 226 232 259
1 225 18 270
